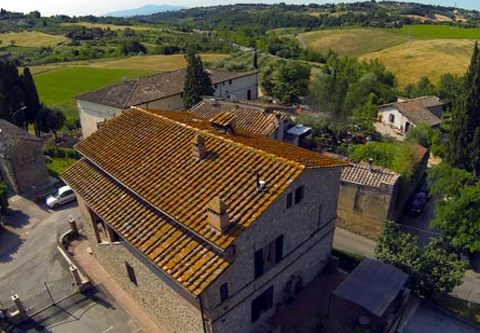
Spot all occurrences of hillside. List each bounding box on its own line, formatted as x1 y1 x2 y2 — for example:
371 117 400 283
104 4 186 18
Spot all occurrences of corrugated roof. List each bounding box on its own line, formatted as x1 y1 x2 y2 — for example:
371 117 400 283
189 99 289 136
0 119 42 157
63 107 346 296
76 69 258 108
63 159 229 296
341 161 400 188
333 259 409 316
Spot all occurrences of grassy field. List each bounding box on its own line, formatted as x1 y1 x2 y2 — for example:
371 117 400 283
61 22 162 31
31 53 227 120
360 39 475 86
298 28 408 56
390 24 480 39
0 31 68 47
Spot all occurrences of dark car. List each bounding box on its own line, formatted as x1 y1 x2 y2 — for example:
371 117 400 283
420 178 430 199
408 192 427 216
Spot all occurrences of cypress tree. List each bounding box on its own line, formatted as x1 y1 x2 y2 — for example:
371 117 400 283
21 67 41 134
447 42 480 170
183 49 214 109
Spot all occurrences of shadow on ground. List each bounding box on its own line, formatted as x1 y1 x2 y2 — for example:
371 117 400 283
0 226 24 263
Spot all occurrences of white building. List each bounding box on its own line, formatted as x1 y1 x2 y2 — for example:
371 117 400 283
376 96 445 138
77 69 259 138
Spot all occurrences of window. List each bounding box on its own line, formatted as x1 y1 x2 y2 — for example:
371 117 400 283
229 80 232 85
353 189 364 212
294 186 304 204
286 192 293 209
389 114 395 123
254 235 284 279
220 283 229 303
111 228 121 242
251 286 274 323
247 89 251 100
214 83 218 89
125 262 137 286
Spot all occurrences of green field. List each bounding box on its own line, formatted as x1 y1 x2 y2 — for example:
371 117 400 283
0 31 68 47
34 67 152 120
391 24 480 39
298 28 408 56
31 53 227 121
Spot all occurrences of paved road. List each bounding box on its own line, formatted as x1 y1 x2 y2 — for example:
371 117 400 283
400 302 480 333
333 227 376 258
0 196 78 301
0 195 141 333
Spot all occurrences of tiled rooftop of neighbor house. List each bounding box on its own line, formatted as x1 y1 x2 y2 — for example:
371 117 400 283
189 98 290 136
76 69 258 108
0 119 42 157
379 96 444 127
62 107 346 296
341 161 400 188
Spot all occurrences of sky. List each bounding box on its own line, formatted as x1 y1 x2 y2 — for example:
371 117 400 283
1 0 480 17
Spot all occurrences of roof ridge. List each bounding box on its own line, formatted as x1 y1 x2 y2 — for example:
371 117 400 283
134 107 306 170
123 79 141 108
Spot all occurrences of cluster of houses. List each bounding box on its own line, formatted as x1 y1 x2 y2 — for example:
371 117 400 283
0 67 446 332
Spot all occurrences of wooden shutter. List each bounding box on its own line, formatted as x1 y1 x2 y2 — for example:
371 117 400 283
275 235 284 264
254 248 264 279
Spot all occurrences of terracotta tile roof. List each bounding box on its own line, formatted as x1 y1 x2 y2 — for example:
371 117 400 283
189 99 289 136
63 159 229 296
341 161 400 188
76 69 258 108
64 107 345 295
0 119 42 157
379 96 444 127
209 111 236 128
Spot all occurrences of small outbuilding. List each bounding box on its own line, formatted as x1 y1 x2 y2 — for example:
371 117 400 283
0 120 49 195
329 259 410 333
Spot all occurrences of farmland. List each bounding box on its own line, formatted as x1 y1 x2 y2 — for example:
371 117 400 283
60 22 163 31
30 53 227 120
391 24 480 39
297 28 408 57
0 31 68 47
360 39 475 86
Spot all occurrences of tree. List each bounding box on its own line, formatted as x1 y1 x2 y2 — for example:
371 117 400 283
0 60 26 126
427 162 474 200
376 221 467 298
405 123 440 148
447 43 480 171
183 48 214 109
438 73 464 107
271 61 310 104
20 67 41 134
0 180 8 216
10 39 15 47
37 106 65 140
432 182 480 253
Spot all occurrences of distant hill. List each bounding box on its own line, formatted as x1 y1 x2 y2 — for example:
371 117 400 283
105 4 186 17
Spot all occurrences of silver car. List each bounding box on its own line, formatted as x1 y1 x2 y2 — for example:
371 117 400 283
46 186 76 209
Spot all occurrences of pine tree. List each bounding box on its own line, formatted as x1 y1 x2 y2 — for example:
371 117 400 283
447 42 480 170
21 67 41 134
183 49 214 109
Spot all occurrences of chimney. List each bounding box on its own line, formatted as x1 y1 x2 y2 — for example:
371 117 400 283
274 112 285 141
207 198 230 233
255 172 267 193
192 134 208 160
368 158 374 172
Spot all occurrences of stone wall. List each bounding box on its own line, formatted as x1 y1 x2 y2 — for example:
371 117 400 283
77 198 205 333
201 168 342 333
337 182 398 240
0 140 49 194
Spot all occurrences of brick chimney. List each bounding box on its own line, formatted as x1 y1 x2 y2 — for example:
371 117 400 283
192 134 207 160
207 198 230 233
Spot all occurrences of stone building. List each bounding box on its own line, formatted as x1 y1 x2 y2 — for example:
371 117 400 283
376 96 445 138
329 259 410 333
63 107 346 333
336 161 401 240
0 120 49 195
189 98 312 145
76 69 259 138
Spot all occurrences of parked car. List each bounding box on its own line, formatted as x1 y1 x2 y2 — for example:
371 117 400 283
408 192 427 216
46 186 76 209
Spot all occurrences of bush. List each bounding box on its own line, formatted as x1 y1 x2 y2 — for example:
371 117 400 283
44 142 80 159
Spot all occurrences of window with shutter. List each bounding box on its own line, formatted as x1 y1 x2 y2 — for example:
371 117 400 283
275 235 284 264
220 283 229 303
254 248 264 279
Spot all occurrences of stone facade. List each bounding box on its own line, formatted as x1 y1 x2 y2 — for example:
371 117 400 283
77 166 341 333
0 126 49 195
337 181 399 240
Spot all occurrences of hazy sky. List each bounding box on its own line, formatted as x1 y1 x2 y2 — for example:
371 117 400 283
1 0 479 16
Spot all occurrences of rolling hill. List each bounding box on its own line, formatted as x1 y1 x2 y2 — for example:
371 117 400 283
105 4 186 17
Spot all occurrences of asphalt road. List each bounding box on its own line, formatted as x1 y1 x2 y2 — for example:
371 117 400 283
0 195 141 333
0 196 78 302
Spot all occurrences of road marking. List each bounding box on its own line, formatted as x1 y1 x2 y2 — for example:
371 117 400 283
102 326 114 333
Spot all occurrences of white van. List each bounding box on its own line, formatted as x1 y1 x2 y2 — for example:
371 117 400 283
46 186 76 209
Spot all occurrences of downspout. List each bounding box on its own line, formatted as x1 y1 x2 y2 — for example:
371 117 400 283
199 293 207 333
